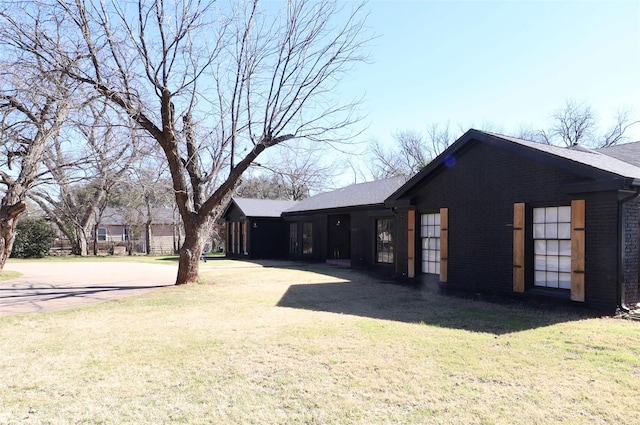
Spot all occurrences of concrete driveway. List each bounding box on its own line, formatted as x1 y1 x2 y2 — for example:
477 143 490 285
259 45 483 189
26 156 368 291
0 262 177 316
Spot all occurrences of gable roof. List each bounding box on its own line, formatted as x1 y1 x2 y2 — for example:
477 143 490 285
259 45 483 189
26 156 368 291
223 198 299 218
284 176 407 214
490 133 640 179
387 129 640 204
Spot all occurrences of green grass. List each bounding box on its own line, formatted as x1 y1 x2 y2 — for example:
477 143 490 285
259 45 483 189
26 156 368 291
1 259 639 424
0 270 21 281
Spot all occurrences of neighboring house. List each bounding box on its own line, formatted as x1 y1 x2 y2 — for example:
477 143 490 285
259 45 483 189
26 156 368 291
221 198 298 259
282 176 407 276
97 207 182 254
386 129 640 314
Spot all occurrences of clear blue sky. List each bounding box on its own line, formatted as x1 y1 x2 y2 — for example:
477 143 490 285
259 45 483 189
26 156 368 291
341 0 640 145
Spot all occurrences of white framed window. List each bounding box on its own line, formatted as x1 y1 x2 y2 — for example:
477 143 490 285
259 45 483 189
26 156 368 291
97 228 107 242
533 206 571 289
421 213 440 274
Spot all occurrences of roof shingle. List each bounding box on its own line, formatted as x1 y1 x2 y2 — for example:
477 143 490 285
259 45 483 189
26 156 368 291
285 176 407 213
231 198 298 218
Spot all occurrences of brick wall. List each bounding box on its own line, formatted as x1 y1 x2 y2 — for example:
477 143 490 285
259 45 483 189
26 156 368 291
623 197 639 307
397 141 627 313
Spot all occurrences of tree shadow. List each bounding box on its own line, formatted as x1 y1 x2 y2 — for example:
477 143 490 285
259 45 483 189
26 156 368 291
201 257 316 269
156 256 180 262
276 268 598 335
0 284 171 315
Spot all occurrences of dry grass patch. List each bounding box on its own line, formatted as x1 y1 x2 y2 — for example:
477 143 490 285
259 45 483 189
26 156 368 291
0 270 21 282
1 259 639 424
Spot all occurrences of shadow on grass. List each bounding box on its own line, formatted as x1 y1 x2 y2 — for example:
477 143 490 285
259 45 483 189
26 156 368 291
277 272 597 335
200 257 315 269
0 284 173 316
155 256 180 262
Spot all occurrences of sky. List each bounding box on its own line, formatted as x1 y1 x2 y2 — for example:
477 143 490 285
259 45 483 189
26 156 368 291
339 0 640 149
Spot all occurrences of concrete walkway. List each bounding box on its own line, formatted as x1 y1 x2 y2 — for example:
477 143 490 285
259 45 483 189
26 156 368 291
0 262 177 316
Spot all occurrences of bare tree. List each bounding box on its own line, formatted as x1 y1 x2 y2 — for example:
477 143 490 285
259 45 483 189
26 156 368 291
600 107 640 148
0 60 74 270
524 99 639 147
115 155 176 255
29 101 145 256
551 100 595 146
254 145 338 199
368 130 425 179
425 122 455 158
368 124 456 179
1 0 370 283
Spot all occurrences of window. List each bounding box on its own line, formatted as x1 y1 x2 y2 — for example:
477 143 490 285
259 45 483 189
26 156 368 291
97 228 107 242
302 222 313 255
289 223 298 254
376 218 394 263
533 206 571 289
243 221 248 255
123 227 131 241
421 213 440 274
230 222 241 254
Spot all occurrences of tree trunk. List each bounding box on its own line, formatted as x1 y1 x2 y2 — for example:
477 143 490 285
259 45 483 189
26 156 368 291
175 219 207 285
75 229 89 256
93 222 99 255
0 201 26 271
145 221 152 254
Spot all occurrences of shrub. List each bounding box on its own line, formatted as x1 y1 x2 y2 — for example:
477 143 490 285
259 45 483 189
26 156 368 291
11 217 58 258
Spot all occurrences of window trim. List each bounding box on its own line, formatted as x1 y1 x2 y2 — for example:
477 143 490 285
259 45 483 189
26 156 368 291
97 227 107 242
421 212 441 275
533 205 572 290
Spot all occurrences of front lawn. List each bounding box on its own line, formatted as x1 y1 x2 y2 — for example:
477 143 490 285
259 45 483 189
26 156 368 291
1 259 638 424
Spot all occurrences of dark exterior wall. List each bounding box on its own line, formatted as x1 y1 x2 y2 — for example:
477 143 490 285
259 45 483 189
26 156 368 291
286 215 327 261
285 206 397 277
249 218 289 259
224 204 247 259
581 191 619 311
393 208 410 280
223 204 289 260
225 205 245 222
398 141 624 312
622 197 639 307
351 209 397 276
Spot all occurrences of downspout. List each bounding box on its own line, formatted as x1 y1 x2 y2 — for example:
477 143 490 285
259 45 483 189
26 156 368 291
617 184 640 317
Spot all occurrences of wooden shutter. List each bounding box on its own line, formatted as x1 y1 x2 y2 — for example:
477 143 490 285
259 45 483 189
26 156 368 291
408 210 415 278
513 203 525 293
440 208 448 283
571 200 585 302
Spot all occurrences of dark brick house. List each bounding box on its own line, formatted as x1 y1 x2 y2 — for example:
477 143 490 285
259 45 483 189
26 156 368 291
222 198 298 259
386 129 640 314
282 176 407 277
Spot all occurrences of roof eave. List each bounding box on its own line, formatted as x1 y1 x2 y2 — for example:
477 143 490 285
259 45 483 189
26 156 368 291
282 202 388 216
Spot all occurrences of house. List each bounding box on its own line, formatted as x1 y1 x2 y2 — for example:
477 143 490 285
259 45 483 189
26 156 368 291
386 129 640 314
282 176 407 276
221 198 298 259
98 207 182 254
